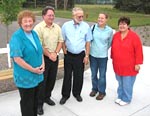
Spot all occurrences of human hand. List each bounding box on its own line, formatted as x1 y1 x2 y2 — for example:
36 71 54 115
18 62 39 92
32 67 44 74
135 65 140 71
48 52 57 62
83 56 89 65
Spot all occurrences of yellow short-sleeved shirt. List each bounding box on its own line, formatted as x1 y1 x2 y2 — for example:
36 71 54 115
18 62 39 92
34 21 63 52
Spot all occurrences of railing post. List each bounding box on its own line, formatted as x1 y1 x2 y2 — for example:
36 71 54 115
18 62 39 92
0 44 11 68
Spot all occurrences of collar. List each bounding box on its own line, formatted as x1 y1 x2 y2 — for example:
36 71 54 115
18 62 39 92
42 21 55 28
97 23 107 29
72 20 81 25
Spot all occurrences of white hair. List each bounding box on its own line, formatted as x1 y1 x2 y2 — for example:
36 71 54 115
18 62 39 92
72 7 83 15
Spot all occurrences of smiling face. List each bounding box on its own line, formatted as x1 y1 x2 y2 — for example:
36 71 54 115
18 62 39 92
97 13 108 27
43 9 55 26
118 22 129 32
17 10 35 33
21 17 34 33
118 17 130 33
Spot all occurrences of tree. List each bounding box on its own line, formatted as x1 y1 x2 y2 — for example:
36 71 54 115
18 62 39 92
0 0 26 43
114 0 150 14
55 0 58 9
64 0 68 10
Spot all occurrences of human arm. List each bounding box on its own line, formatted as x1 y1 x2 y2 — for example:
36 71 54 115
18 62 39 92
133 33 143 71
13 57 43 74
83 41 90 65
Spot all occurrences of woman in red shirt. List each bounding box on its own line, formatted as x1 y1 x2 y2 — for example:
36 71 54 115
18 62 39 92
111 16 143 106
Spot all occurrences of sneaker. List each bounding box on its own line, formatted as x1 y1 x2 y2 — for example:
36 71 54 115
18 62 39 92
119 100 129 106
115 99 121 104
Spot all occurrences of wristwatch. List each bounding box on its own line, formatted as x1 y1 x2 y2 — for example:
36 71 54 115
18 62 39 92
55 51 59 56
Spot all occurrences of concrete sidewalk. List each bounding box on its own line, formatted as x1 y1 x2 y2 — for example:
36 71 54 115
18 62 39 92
0 46 150 116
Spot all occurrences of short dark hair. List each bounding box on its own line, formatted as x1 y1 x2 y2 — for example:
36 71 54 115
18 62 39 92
42 6 55 16
118 16 130 25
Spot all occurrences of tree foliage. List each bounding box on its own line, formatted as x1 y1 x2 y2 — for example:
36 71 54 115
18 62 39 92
0 0 26 43
114 0 150 14
0 0 26 25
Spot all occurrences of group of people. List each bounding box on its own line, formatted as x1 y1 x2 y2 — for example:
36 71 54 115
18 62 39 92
9 6 143 116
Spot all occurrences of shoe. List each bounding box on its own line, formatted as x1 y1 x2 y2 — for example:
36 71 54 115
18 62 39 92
37 106 44 115
60 97 68 105
45 98 55 106
75 95 83 102
119 100 129 106
89 91 97 97
115 99 121 104
96 93 105 100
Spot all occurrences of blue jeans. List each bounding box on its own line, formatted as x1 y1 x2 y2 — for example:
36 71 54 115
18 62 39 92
115 74 136 102
90 55 108 94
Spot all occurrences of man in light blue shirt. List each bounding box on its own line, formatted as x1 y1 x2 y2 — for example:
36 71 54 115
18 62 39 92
60 7 92 105
89 13 113 100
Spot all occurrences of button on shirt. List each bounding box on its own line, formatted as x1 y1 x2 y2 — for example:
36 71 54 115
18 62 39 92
62 20 92 54
90 24 113 58
34 21 63 52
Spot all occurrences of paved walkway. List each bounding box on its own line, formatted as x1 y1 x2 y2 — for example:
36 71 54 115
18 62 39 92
0 46 150 116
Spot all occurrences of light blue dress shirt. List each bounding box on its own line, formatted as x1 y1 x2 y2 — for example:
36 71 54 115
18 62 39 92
90 24 113 58
62 20 92 54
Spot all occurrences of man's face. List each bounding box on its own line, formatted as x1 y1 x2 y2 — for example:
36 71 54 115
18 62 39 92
74 11 84 24
43 9 55 25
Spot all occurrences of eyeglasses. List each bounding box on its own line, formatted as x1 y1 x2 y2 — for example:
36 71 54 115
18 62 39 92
77 16 84 19
46 14 55 17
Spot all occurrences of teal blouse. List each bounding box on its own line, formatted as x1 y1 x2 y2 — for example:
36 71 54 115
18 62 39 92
9 28 44 88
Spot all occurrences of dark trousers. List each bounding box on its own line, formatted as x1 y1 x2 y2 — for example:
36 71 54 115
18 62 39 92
18 85 39 116
38 55 58 107
61 51 85 98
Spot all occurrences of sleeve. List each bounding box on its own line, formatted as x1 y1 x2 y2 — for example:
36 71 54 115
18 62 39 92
110 38 114 59
57 25 64 42
110 34 116 59
108 29 114 49
86 26 93 42
9 34 23 58
61 24 66 41
133 32 143 65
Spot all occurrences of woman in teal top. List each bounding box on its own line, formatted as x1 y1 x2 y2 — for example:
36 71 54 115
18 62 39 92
89 13 113 100
9 10 44 116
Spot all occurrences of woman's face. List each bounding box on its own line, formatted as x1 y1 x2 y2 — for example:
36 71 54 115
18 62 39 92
97 14 107 27
118 22 129 32
21 17 34 33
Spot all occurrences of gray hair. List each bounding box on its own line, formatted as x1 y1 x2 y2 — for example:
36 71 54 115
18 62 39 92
72 7 83 15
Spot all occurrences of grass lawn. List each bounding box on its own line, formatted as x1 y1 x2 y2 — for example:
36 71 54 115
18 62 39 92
55 5 150 29
0 4 150 29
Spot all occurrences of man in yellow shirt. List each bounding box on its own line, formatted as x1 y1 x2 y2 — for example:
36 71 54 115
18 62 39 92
34 6 63 115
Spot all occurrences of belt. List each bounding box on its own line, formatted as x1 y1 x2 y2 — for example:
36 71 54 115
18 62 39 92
67 51 85 56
